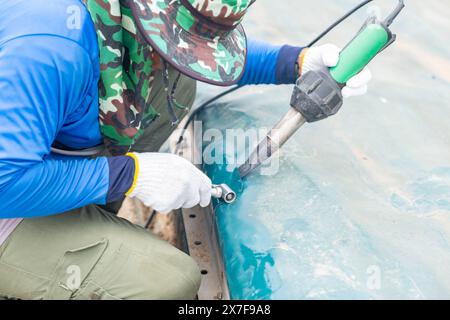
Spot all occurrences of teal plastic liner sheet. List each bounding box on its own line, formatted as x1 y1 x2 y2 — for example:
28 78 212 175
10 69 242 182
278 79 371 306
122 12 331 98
199 0 450 299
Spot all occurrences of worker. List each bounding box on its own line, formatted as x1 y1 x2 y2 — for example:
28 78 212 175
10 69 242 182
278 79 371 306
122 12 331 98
0 0 371 299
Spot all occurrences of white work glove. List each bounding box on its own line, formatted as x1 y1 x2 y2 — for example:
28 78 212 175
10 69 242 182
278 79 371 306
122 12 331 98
127 152 212 214
299 44 372 98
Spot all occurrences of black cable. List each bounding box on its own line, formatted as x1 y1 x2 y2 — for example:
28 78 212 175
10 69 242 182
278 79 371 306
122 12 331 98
306 0 373 47
174 0 375 149
174 85 240 150
144 209 157 229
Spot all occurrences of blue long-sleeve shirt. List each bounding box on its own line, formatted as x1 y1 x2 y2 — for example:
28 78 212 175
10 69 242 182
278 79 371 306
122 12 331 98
0 0 302 218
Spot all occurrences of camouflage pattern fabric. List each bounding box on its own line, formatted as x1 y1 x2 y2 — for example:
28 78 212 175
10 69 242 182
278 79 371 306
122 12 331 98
84 0 160 155
131 0 250 86
83 0 250 154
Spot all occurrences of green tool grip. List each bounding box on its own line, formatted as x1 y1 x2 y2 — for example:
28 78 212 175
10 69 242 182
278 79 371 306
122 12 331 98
330 23 390 84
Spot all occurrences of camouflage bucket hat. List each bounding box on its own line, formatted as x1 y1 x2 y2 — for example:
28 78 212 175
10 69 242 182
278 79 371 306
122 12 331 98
130 0 254 86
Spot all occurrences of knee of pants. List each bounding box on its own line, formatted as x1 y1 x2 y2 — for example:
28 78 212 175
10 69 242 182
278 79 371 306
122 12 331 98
150 253 202 300
69 210 201 300
74 238 201 300
99 228 202 300
114 246 201 300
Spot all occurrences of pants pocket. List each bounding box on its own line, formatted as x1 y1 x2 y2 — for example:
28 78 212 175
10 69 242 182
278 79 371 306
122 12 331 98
45 239 108 299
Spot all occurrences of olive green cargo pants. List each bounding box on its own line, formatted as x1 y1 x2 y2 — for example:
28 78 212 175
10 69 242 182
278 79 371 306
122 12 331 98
0 70 199 300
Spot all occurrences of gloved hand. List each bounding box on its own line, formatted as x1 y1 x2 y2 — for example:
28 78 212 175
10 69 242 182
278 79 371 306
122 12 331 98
126 152 212 214
299 44 372 98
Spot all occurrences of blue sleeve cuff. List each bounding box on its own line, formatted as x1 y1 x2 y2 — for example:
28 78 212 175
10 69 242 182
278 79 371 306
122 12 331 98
106 156 135 203
238 39 303 86
238 39 281 86
275 45 303 84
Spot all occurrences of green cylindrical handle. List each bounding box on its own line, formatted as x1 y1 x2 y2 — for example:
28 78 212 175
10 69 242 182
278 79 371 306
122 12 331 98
330 23 390 84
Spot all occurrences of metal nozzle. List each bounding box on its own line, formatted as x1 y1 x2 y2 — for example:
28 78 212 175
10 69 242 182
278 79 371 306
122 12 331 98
384 0 405 27
211 184 237 204
238 107 307 178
